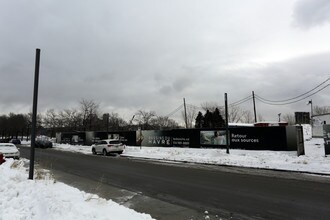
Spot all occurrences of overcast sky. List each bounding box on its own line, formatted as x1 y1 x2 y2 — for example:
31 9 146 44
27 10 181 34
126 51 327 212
1 0 330 123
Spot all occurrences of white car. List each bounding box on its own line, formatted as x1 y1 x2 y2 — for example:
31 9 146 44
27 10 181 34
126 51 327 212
91 139 125 156
0 143 20 159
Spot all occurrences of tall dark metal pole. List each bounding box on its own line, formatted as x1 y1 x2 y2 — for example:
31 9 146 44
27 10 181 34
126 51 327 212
252 91 257 123
225 93 230 154
29 48 41 180
308 100 313 128
310 100 313 118
183 98 188 129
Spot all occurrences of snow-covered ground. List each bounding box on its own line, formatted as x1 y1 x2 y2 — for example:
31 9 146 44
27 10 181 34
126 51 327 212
0 159 154 220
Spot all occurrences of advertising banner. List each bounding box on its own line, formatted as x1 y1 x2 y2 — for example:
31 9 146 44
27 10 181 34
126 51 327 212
324 125 330 155
229 127 287 150
60 132 86 145
108 131 136 146
172 137 190 147
87 131 136 146
200 130 227 146
138 130 172 147
171 129 200 148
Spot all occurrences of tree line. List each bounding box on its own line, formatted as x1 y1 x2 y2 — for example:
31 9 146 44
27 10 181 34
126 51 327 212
1 98 328 139
0 99 181 139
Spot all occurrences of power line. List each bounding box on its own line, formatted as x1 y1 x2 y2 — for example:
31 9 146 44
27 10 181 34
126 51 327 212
186 103 204 111
166 104 184 117
257 77 330 103
163 77 329 119
255 83 329 105
187 103 225 112
229 95 253 107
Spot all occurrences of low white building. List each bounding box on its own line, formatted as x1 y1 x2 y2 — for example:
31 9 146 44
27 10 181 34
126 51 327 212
312 113 330 137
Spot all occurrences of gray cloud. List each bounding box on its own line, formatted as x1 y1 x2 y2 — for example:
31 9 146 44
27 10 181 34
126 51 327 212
232 53 330 120
293 0 330 28
0 0 329 123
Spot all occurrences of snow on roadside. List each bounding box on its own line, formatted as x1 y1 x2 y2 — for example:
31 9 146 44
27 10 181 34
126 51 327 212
123 138 330 174
0 159 154 220
51 137 330 175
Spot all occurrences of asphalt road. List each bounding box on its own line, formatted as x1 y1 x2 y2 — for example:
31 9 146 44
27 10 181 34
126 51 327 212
19 146 330 220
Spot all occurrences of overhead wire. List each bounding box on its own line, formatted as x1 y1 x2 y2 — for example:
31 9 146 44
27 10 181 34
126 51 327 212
165 77 329 117
229 95 253 107
166 104 184 117
255 83 329 105
256 77 330 103
186 104 204 112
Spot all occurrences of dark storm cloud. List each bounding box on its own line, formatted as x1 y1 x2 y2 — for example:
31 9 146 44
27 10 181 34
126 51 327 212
293 0 330 28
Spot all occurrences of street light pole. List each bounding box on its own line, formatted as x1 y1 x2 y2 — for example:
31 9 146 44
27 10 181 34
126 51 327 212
29 48 41 180
308 100 313 127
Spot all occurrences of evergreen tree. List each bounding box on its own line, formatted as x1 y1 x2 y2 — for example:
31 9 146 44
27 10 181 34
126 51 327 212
203 110 212 128
212 108 225 128
195 111 204 128
195 108 226 129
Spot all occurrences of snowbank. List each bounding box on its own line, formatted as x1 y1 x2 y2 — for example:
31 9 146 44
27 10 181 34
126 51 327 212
0 159 154 220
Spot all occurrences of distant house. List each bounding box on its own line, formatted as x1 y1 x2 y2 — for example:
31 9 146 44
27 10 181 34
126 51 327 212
312 113 330 137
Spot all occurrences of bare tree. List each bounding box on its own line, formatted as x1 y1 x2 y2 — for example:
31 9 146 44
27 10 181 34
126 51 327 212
241 110 254 123
227 106 244 123
106 112 128 131
151 116 179 129
59 108 83 130
201 102 221 112
43 109 60 137
181 107 197 128
134 110 157 130
24 112 43 140
314 105 330 115
0 113 28 139
79 99 100 130
283 113 295 125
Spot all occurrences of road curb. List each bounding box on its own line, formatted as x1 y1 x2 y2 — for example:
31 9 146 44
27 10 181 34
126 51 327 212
120 154 330 177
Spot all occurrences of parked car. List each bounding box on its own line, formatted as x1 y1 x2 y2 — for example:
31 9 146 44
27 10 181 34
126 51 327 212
0 143 20 159
91 139 125 156
10 139 21 145
35 139 53 148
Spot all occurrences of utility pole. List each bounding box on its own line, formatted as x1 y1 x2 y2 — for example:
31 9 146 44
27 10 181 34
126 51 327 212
183 98 188 128
29 48 41 180
252 91 257 123
225 93 230 154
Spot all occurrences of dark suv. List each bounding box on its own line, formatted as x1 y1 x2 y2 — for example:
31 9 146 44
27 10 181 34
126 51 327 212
35 139 53 148
10 139 21 145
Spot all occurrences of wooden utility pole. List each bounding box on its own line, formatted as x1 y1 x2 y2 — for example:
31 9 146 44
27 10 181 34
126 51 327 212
252 91 257 123
183 98 188 128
